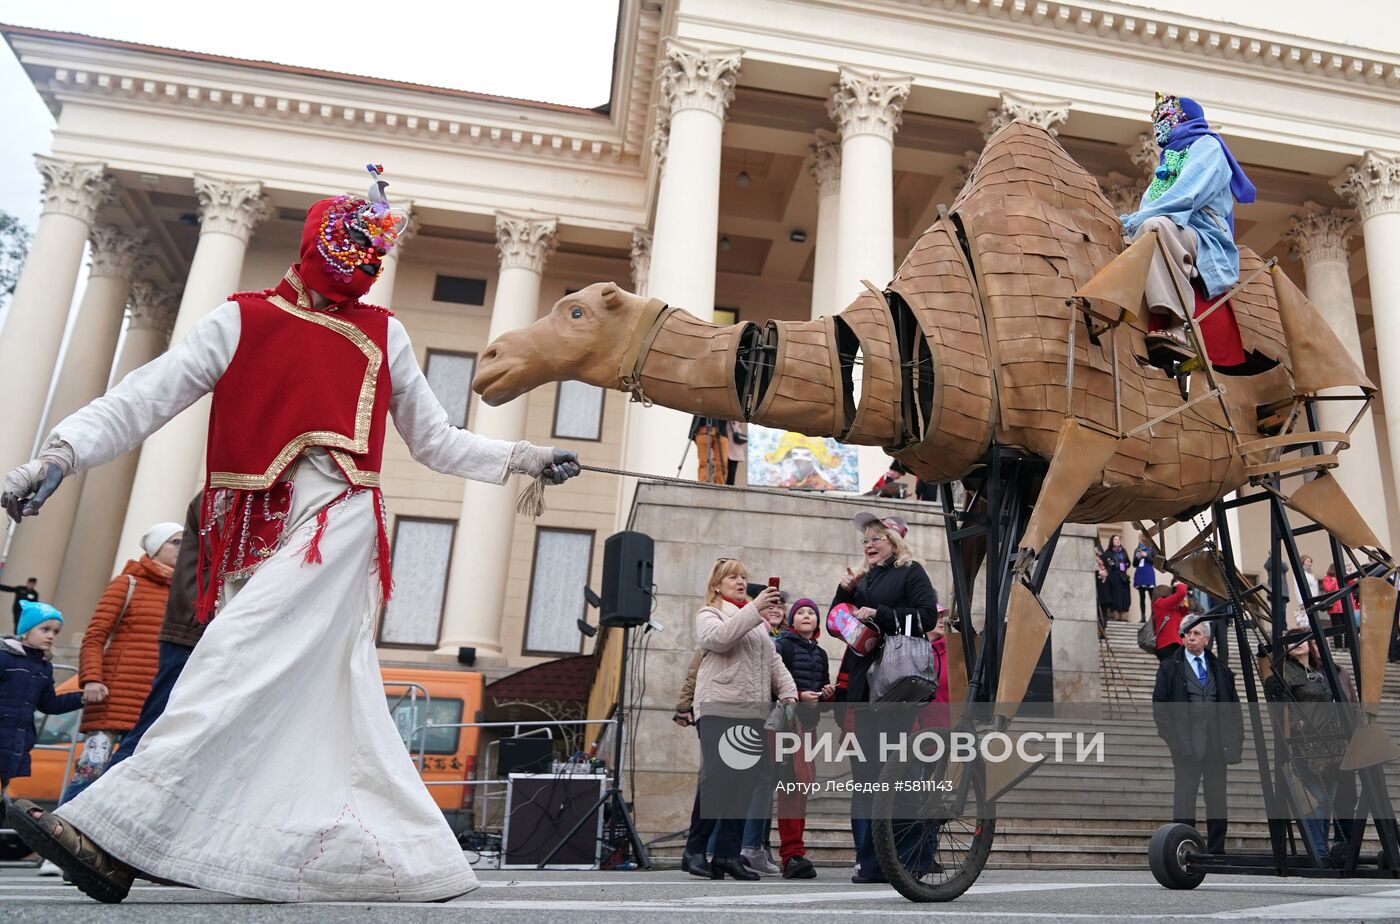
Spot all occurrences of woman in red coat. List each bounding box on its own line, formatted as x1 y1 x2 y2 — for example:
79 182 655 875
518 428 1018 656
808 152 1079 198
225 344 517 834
60 523 180 804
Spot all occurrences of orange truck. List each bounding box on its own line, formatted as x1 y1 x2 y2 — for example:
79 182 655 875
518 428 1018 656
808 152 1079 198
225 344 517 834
4 665 483 839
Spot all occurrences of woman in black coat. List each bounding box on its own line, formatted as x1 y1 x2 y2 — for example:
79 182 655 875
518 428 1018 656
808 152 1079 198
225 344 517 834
832 512 937 884
1103 534 1132 621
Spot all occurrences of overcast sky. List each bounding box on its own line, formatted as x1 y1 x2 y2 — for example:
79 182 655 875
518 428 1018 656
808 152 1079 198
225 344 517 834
0 0 621 228
0 0 1393 230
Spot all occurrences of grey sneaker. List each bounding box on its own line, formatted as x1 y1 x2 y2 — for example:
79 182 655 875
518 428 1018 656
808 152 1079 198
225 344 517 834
739 846 780 876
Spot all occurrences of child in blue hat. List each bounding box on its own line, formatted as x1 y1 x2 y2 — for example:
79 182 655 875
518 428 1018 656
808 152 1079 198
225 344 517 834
1 601 84 788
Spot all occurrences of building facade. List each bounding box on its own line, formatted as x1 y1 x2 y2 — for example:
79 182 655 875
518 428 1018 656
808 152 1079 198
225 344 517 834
2 1 1399 682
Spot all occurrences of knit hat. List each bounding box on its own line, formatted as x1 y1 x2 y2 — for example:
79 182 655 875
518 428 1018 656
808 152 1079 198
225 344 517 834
140 522 184 558
17 600 63 638
787 598 819 625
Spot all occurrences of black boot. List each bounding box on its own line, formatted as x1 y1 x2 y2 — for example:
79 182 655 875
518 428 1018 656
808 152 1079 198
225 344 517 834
681 851 712 878
711 856 760 881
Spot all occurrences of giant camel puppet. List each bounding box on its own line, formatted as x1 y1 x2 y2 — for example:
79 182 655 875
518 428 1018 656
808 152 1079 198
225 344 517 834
476 121 1400 896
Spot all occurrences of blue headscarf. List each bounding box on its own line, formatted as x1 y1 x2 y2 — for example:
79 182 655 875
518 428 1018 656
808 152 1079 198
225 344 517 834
1160 97 1256 206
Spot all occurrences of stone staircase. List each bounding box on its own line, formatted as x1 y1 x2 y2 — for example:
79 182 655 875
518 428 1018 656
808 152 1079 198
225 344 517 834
787 619 1400 870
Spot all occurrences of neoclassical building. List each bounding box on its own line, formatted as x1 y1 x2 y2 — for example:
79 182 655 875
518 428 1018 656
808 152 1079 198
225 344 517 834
2 1 1398 678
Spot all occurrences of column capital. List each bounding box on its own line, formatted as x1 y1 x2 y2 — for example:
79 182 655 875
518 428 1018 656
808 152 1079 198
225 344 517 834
1283 203 1357 265
1104 171 1148 216
980 91 1070 140
828 67 911 142
35 156 115 225
126 280 179 336
658 40 742 120
193 175 271 243
806 129 842 197
629 228 652 295
495 212 558 273
87 226 151 280
651 117 670 176
953 149 980 194
1333 151 1400 221
1128 134 1161 179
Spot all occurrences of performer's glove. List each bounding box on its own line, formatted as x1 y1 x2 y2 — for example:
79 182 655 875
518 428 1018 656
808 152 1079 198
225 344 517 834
510 442 581 486
2 437 75 522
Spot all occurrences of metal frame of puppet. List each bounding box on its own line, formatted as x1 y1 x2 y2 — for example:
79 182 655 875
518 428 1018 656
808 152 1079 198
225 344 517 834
473 120 1399 901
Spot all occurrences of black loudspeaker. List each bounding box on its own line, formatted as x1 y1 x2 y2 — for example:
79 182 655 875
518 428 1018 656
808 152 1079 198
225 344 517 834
599 530 654 627
499 736 553 775
502 774 606 869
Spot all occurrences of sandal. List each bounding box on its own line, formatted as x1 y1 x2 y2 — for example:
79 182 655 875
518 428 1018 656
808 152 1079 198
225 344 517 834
6 799 133 903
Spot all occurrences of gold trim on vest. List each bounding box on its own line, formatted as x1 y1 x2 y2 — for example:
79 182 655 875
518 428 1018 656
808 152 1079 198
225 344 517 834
207 289 383 490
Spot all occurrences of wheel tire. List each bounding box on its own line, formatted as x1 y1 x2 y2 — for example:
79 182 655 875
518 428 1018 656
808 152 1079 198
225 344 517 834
1148 823 1206 890
872 756 994 902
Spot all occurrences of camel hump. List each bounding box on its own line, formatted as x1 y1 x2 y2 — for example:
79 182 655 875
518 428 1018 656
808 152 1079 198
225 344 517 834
952 121 1121 246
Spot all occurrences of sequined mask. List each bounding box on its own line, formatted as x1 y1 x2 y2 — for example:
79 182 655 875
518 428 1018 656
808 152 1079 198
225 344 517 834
314 195 407 281
1151 93 1186 147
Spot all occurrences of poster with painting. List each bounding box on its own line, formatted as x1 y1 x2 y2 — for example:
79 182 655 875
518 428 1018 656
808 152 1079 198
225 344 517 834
745 425 858 492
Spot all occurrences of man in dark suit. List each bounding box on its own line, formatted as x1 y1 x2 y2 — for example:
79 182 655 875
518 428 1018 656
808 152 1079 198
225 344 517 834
1152 620 1244 854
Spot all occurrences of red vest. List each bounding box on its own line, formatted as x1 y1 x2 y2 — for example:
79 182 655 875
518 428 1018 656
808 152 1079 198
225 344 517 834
207 269 392 490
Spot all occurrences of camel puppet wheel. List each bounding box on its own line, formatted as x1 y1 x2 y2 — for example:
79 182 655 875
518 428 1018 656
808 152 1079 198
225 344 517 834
872 750 995 902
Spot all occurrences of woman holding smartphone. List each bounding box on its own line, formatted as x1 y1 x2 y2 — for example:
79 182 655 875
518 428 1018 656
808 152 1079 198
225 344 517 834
683 558 797 881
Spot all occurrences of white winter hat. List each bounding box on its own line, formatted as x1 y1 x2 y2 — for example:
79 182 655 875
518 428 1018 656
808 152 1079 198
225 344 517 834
141 522 184 558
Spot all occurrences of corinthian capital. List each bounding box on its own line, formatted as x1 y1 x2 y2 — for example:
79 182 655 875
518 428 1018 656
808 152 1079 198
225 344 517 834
630 229 652 295
828 68 911 142
659 40 742 120
1283 203 1357 265
193 175 271 243
88 226 150 280
35 156 115 225
1333 151 1400 221
127 280 179 337
980 92 1070 140
1103 172 1148 216
1128 134 1161 179
806 129 841 198
495 212 558 273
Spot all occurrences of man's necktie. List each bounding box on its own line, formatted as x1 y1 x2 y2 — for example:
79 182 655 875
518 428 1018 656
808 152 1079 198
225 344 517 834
1195 656 1209 686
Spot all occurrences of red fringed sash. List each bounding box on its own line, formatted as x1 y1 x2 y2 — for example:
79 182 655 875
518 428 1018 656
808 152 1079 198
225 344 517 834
195 484 393 623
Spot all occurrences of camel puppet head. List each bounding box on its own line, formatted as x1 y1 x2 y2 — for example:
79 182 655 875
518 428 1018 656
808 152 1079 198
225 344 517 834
475 282 657 406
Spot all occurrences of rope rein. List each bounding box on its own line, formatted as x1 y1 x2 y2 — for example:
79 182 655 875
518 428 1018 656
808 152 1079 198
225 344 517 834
515 462 954 520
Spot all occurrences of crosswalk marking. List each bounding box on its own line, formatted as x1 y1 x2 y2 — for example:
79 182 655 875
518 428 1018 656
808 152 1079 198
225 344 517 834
1212 887 1400 919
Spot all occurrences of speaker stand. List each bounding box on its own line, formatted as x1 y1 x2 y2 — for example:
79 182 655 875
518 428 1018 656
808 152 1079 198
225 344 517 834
537 622 652 870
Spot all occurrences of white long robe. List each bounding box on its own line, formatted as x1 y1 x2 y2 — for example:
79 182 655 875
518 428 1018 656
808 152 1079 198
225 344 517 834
47 302 513 902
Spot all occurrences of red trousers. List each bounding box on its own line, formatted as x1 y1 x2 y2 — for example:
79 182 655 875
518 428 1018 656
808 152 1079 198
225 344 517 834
776 731 816 862
1148 285 1246 367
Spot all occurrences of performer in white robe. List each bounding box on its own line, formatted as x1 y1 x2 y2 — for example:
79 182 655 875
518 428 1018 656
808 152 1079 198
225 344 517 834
2 169 579 903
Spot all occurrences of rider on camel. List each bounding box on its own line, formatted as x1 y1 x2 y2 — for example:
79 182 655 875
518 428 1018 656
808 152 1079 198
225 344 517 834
1121 94 1256 363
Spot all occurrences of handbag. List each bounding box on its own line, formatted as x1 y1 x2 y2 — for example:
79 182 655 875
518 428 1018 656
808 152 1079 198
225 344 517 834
764 701 796 734
1137 608 1163 655
868 615 938 703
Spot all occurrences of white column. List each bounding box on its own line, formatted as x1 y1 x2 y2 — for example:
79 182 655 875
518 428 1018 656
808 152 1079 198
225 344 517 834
437 212 557 656
52 282 178 627
0 157 114 480
618 40 741 512
807 129 841 319
3 227 149 589
112 176 269 574
365 203 416 307
1335 152 1400 545
829 67 910 489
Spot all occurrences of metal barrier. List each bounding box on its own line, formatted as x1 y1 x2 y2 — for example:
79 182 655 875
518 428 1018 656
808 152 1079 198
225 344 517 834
382 680 432 771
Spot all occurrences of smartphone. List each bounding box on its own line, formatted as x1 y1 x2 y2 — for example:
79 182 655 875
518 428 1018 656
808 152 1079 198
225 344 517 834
768 576 780 591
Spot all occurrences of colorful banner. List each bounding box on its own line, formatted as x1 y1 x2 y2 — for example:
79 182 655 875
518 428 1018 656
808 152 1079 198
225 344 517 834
746 425 858 492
